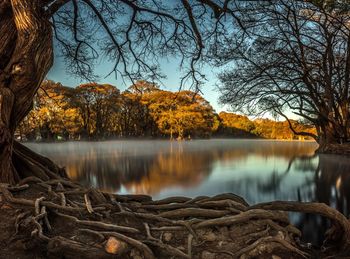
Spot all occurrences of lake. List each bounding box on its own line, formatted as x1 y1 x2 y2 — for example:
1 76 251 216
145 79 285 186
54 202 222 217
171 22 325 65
25 139 350 245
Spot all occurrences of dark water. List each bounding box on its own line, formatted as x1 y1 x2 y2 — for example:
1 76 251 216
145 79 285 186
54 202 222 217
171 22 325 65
26 139 350 245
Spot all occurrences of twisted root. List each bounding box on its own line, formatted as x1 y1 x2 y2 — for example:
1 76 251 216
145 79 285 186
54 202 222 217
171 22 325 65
1 178 349 259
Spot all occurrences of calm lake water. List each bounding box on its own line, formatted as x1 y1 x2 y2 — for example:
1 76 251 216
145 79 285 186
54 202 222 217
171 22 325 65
26 139 350 245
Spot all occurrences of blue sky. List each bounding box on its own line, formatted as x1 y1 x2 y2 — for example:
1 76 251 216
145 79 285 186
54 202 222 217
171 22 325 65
47 54 295 120
47 53 227 114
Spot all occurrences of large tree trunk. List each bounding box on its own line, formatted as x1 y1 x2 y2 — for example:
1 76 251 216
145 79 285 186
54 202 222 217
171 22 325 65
0 0 63 183
316 122 350 155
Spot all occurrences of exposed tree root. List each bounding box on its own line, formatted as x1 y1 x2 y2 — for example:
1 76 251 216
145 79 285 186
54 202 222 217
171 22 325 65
251 201 350 255
0 177 349 258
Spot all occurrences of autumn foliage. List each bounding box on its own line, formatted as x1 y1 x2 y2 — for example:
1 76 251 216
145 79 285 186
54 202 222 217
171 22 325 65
17 80 316 141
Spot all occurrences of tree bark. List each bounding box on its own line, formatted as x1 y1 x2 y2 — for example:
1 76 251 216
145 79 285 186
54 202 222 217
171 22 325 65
316 127 350 155
0 1 19 184
0 88 19 183
0 0 59 183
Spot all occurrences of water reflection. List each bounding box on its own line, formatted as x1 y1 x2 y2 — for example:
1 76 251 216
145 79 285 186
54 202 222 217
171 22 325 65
25 140 350 211
313 154 350 215
25 140 319 198
25 139 350 245
292 154 350 245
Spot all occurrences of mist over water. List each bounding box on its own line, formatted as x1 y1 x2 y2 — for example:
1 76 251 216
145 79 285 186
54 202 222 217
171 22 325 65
26 139 350 245
24 139 330 202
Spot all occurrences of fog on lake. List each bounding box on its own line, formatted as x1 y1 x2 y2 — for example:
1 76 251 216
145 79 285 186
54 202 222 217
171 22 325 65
25 139 349 205
26 139 350 244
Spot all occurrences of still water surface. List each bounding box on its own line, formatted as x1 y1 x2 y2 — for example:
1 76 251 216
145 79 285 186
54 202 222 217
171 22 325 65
26 139 350 244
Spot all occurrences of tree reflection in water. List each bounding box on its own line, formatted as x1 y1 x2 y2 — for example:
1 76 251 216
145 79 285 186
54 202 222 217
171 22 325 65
28 140 218 194
294 154 350 246
26 140 319 196
255 153 350 246
26 139 350 244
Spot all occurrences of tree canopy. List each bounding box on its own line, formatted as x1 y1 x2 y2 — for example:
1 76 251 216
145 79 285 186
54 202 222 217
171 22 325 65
48 0 242 88
216 0 350 152
17 80 315 141
0 0 241 183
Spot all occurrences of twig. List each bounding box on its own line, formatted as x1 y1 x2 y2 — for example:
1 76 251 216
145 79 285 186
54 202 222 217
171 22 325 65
84 193 94 214
59 193 66 206
41 206 52 232
187 234 193 259
55 212 140 234
35 197 45 215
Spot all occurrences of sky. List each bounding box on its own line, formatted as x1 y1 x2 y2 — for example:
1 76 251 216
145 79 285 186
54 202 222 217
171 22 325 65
47 49 297 121
47 0 228 114
45 1 302 122
47 52 228 114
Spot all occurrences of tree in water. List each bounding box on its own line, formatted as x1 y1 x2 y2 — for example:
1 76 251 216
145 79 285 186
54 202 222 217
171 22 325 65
216 0 350 153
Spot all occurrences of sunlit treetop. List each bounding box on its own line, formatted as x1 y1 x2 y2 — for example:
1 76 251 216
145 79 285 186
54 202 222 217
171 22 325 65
128 80 160 94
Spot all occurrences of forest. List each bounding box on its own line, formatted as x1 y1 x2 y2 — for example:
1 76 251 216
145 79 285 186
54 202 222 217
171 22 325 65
17 80 316 141
1 0 350 258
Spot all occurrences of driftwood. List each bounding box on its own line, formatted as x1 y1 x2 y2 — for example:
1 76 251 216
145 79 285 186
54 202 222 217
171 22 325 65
0 178 350 258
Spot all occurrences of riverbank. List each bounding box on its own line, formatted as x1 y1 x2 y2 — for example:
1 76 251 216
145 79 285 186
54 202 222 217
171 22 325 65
1 177 349 258
18 136 317 144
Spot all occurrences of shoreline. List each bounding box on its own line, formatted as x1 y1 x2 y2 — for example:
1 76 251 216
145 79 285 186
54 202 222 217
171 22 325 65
20 137 318 144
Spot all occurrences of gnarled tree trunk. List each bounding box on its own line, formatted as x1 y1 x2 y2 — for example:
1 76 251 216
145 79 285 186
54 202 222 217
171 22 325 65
0 0 64 184
316 121 350 155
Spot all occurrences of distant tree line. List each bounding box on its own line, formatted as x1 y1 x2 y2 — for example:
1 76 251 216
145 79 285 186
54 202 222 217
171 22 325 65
16 80 316 141
217 112 316 140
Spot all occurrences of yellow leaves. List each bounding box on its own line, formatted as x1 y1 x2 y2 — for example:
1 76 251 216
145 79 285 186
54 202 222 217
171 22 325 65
219 112 255 133
18 80 216 139
63 108 83 134
18 79 317 141
145 90 216 138
129 80 160 94
218 111 316 140
76 83 119 97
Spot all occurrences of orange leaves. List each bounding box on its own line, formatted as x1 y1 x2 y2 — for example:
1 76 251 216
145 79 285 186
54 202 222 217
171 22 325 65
218 112 316 140
16 79 317 141
143 90 216 138
17 80 218 140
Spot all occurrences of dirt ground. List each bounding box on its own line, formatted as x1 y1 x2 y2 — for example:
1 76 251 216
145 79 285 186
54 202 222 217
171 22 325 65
0 178 348 259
